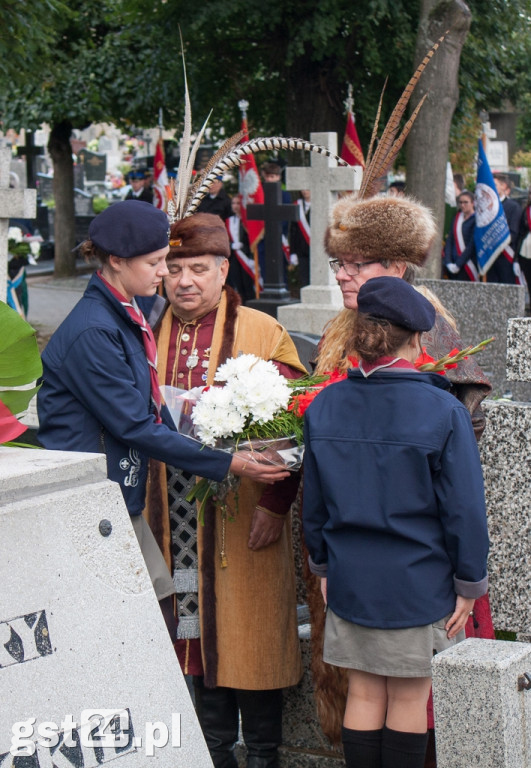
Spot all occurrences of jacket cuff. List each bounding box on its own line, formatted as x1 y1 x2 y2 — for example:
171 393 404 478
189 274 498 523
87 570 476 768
255 505 286 520
454 574 488 599
308 555 328 577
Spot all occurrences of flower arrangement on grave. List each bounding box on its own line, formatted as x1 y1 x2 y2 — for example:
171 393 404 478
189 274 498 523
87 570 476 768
8 227 41 262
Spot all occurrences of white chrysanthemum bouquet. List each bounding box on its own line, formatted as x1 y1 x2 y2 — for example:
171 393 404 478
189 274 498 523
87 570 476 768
191 354 292 446
161 354 330 526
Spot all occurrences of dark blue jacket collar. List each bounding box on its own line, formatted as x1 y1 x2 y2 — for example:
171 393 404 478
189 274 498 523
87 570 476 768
347 366 451 392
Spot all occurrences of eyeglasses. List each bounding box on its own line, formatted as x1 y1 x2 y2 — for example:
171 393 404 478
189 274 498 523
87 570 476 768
328 259 381 276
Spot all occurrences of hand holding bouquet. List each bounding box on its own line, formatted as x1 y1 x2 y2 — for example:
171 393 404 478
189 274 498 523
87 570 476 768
162 355 332 523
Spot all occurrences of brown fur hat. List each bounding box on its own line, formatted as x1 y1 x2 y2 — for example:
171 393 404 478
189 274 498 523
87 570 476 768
324 194 437 266
168 213 230 259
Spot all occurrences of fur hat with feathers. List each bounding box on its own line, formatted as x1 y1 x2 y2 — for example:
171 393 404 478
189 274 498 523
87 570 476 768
168 213 230 260
324 194 437 267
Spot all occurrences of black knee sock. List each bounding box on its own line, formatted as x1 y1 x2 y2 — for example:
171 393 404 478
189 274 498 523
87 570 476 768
381 726 428 768
342 726 382 768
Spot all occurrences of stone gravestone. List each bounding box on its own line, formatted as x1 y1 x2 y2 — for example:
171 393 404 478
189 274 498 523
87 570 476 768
414 279 530 400
36 173 54 203
78 149 107 191
74 189 94 216
0 140 36 303
0 447 213 768
98 133 122 175
277 132 361 335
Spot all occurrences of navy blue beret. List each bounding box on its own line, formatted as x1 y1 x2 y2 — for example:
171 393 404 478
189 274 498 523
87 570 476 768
357 276 435 332
89 200 170 259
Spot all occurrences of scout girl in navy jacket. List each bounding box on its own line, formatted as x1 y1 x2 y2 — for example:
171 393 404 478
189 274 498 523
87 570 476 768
303 277 489 768
38 201 289 632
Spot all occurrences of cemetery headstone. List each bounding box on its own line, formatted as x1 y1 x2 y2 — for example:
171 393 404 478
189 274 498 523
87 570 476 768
74 188 94 216
0 447 214 767
414 279 531 400
78 149 107 184
0 141 36 302
73 163 85 191
36 173 54 203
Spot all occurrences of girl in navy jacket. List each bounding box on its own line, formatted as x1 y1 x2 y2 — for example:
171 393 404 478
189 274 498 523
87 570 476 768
303 277 489 768
38 202 288 632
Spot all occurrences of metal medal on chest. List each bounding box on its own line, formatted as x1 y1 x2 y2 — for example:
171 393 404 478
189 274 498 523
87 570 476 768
186 348 199 369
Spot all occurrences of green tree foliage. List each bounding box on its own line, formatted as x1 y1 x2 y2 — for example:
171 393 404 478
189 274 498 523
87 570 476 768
0 0 70 82
1 0 530 274
140 0 421 146
0 0 165 275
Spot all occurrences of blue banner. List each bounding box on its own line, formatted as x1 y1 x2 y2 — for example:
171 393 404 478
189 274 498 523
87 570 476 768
473 139 510 275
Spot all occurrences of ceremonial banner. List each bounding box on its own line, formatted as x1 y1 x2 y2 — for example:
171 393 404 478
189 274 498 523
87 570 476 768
445 160 456 207
153 138 168 210
473 139 510 276
239 118 265 251
340 111 365 168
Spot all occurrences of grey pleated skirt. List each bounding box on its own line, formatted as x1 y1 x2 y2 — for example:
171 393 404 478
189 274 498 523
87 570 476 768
324 608 465 678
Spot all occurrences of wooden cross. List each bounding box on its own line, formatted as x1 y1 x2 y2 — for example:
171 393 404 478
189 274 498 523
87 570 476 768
0 140 36 303
285 132 362 288
247 181 299 306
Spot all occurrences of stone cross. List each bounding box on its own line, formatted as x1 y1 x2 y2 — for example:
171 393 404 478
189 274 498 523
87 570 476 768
278 132 362 335
285 132 362 288
247 181 299 300
0 139 36 303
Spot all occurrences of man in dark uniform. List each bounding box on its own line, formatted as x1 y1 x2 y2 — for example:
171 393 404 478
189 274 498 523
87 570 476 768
197 174 232 220
125 168 154 204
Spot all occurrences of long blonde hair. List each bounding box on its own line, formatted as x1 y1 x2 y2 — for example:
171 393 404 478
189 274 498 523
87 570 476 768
315 309 359 375
314 284 455 374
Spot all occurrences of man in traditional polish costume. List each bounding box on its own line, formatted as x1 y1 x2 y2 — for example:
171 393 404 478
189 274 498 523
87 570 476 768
145 213 305 768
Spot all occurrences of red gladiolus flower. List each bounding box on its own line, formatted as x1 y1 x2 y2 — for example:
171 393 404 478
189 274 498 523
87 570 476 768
415 348 436 367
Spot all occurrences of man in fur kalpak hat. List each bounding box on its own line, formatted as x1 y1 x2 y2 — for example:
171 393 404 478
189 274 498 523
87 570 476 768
144 212 305 768
310 194 494 768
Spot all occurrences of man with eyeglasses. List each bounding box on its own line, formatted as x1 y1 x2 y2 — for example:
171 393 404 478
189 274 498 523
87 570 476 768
443 191 478 281
143 212 306 768
309 193 494 768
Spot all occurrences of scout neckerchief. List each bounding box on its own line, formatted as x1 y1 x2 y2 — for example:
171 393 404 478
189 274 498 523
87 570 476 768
97 270 162 423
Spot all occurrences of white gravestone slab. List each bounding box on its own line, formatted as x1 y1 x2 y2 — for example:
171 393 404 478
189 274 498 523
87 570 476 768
0 141 37 303
0 447 213 768
279 132 362 335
